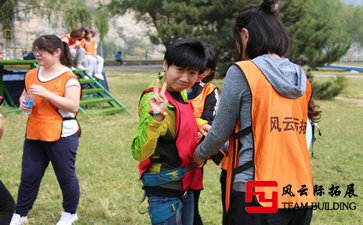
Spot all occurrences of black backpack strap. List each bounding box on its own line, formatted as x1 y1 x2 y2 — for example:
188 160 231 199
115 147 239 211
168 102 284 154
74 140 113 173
233 160 254 174
63 117 76 121
234 125 252 138
232 125 253 174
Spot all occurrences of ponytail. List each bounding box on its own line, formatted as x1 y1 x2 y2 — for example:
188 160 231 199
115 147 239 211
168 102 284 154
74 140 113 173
61 41 74 68
260 0 280 16
308 98 322 123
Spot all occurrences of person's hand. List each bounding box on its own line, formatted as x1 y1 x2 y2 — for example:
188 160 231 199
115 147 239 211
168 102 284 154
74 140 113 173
149 79 168 121
198 123 211 136
29 84 51 98
74 42 82 49
19 94 27 111
197 132 203 142
193 151 205 166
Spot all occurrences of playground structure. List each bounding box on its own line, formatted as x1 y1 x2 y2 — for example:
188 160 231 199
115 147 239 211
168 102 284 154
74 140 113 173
0 60 129 115
0 29 129 115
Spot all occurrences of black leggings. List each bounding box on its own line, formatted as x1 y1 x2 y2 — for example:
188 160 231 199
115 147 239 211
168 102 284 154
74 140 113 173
0 180 15 225
220 169 227 225
227 191 312 225
193 190 203 225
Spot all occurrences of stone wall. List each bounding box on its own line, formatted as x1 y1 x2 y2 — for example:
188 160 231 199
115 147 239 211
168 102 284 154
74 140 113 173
2 1 164 60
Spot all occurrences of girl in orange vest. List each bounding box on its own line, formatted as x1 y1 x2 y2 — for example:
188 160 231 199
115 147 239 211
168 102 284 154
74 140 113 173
194 1 321 225
10 35 81 225
82 29 104 80
187 42 219 225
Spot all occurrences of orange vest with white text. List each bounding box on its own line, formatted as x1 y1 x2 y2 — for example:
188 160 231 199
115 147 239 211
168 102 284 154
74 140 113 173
226 61 316 210
25 68 80 142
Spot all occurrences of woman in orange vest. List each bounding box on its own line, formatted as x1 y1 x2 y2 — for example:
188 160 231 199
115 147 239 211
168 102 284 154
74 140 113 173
82 28 104 80
194 1 321 225
10 35 81 225
187 42 219 225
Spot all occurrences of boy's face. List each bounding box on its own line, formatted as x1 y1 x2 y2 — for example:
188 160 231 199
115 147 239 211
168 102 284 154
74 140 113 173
163 61 199 92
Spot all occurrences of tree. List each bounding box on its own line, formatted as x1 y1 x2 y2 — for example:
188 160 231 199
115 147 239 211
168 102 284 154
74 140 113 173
345 5 363 45
109 0 351 76
281 0 351 68
108 0 259 75
1 0 110 58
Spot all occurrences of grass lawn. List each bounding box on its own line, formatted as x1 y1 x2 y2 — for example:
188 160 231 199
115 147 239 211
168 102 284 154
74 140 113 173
0 69 362 224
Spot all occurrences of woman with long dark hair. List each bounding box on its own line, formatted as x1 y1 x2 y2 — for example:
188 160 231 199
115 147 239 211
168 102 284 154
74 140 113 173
194 1 320 224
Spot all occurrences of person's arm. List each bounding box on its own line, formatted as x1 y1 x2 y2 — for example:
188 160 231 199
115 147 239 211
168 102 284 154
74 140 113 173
28 78 81 113
93 39 98 56
131 80 169 161
195 65 245 161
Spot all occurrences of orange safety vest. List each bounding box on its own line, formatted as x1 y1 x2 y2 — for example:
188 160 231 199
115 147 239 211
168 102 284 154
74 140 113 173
189 82 217 190
190 82 217 119
83 39 97 56
225 61 316 212
25 68 81 142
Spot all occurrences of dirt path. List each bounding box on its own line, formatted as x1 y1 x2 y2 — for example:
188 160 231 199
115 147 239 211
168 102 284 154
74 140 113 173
335 96 363 107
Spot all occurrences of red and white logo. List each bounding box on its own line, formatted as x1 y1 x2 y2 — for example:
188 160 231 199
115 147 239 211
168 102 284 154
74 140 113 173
245 181 278 213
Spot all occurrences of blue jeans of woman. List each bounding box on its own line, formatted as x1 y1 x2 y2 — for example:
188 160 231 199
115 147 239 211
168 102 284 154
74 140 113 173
147 191 194 225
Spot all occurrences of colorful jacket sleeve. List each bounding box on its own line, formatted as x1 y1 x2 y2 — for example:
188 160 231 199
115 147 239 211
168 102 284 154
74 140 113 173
131 91 168 162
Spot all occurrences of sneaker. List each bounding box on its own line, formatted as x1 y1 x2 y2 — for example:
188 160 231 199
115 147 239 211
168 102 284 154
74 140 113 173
76 65 86 71
94 73 104 80
56 212 78 225
10 213 28 225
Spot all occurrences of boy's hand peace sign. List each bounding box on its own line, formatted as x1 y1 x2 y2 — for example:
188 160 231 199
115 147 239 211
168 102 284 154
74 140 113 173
149 79 168 121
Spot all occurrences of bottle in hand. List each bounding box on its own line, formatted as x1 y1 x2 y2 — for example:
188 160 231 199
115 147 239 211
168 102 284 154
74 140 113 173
23 93 34 115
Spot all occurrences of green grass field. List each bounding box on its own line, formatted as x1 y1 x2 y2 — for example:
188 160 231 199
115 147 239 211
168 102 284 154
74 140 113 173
0 69 362 224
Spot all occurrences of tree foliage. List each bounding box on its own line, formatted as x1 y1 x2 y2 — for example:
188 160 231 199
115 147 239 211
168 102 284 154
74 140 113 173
1 0 108 40
345 5 363 45
108 0 259 75
109 0 354 75
281 0 351 67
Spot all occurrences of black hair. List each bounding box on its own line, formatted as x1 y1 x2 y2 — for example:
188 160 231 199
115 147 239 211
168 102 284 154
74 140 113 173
232 0 289 60
308 98 321 123
32 35 74 67
202 42 218 83
164 39 206 73
70 28 84 40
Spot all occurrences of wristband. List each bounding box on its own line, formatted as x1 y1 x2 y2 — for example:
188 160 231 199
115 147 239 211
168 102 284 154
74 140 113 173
149 110 167 116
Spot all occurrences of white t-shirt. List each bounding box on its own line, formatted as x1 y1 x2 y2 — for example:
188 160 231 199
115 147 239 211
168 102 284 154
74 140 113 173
38 67 80 137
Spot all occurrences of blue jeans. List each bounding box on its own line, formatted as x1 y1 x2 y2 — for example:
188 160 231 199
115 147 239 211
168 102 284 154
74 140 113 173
147 191 194 225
